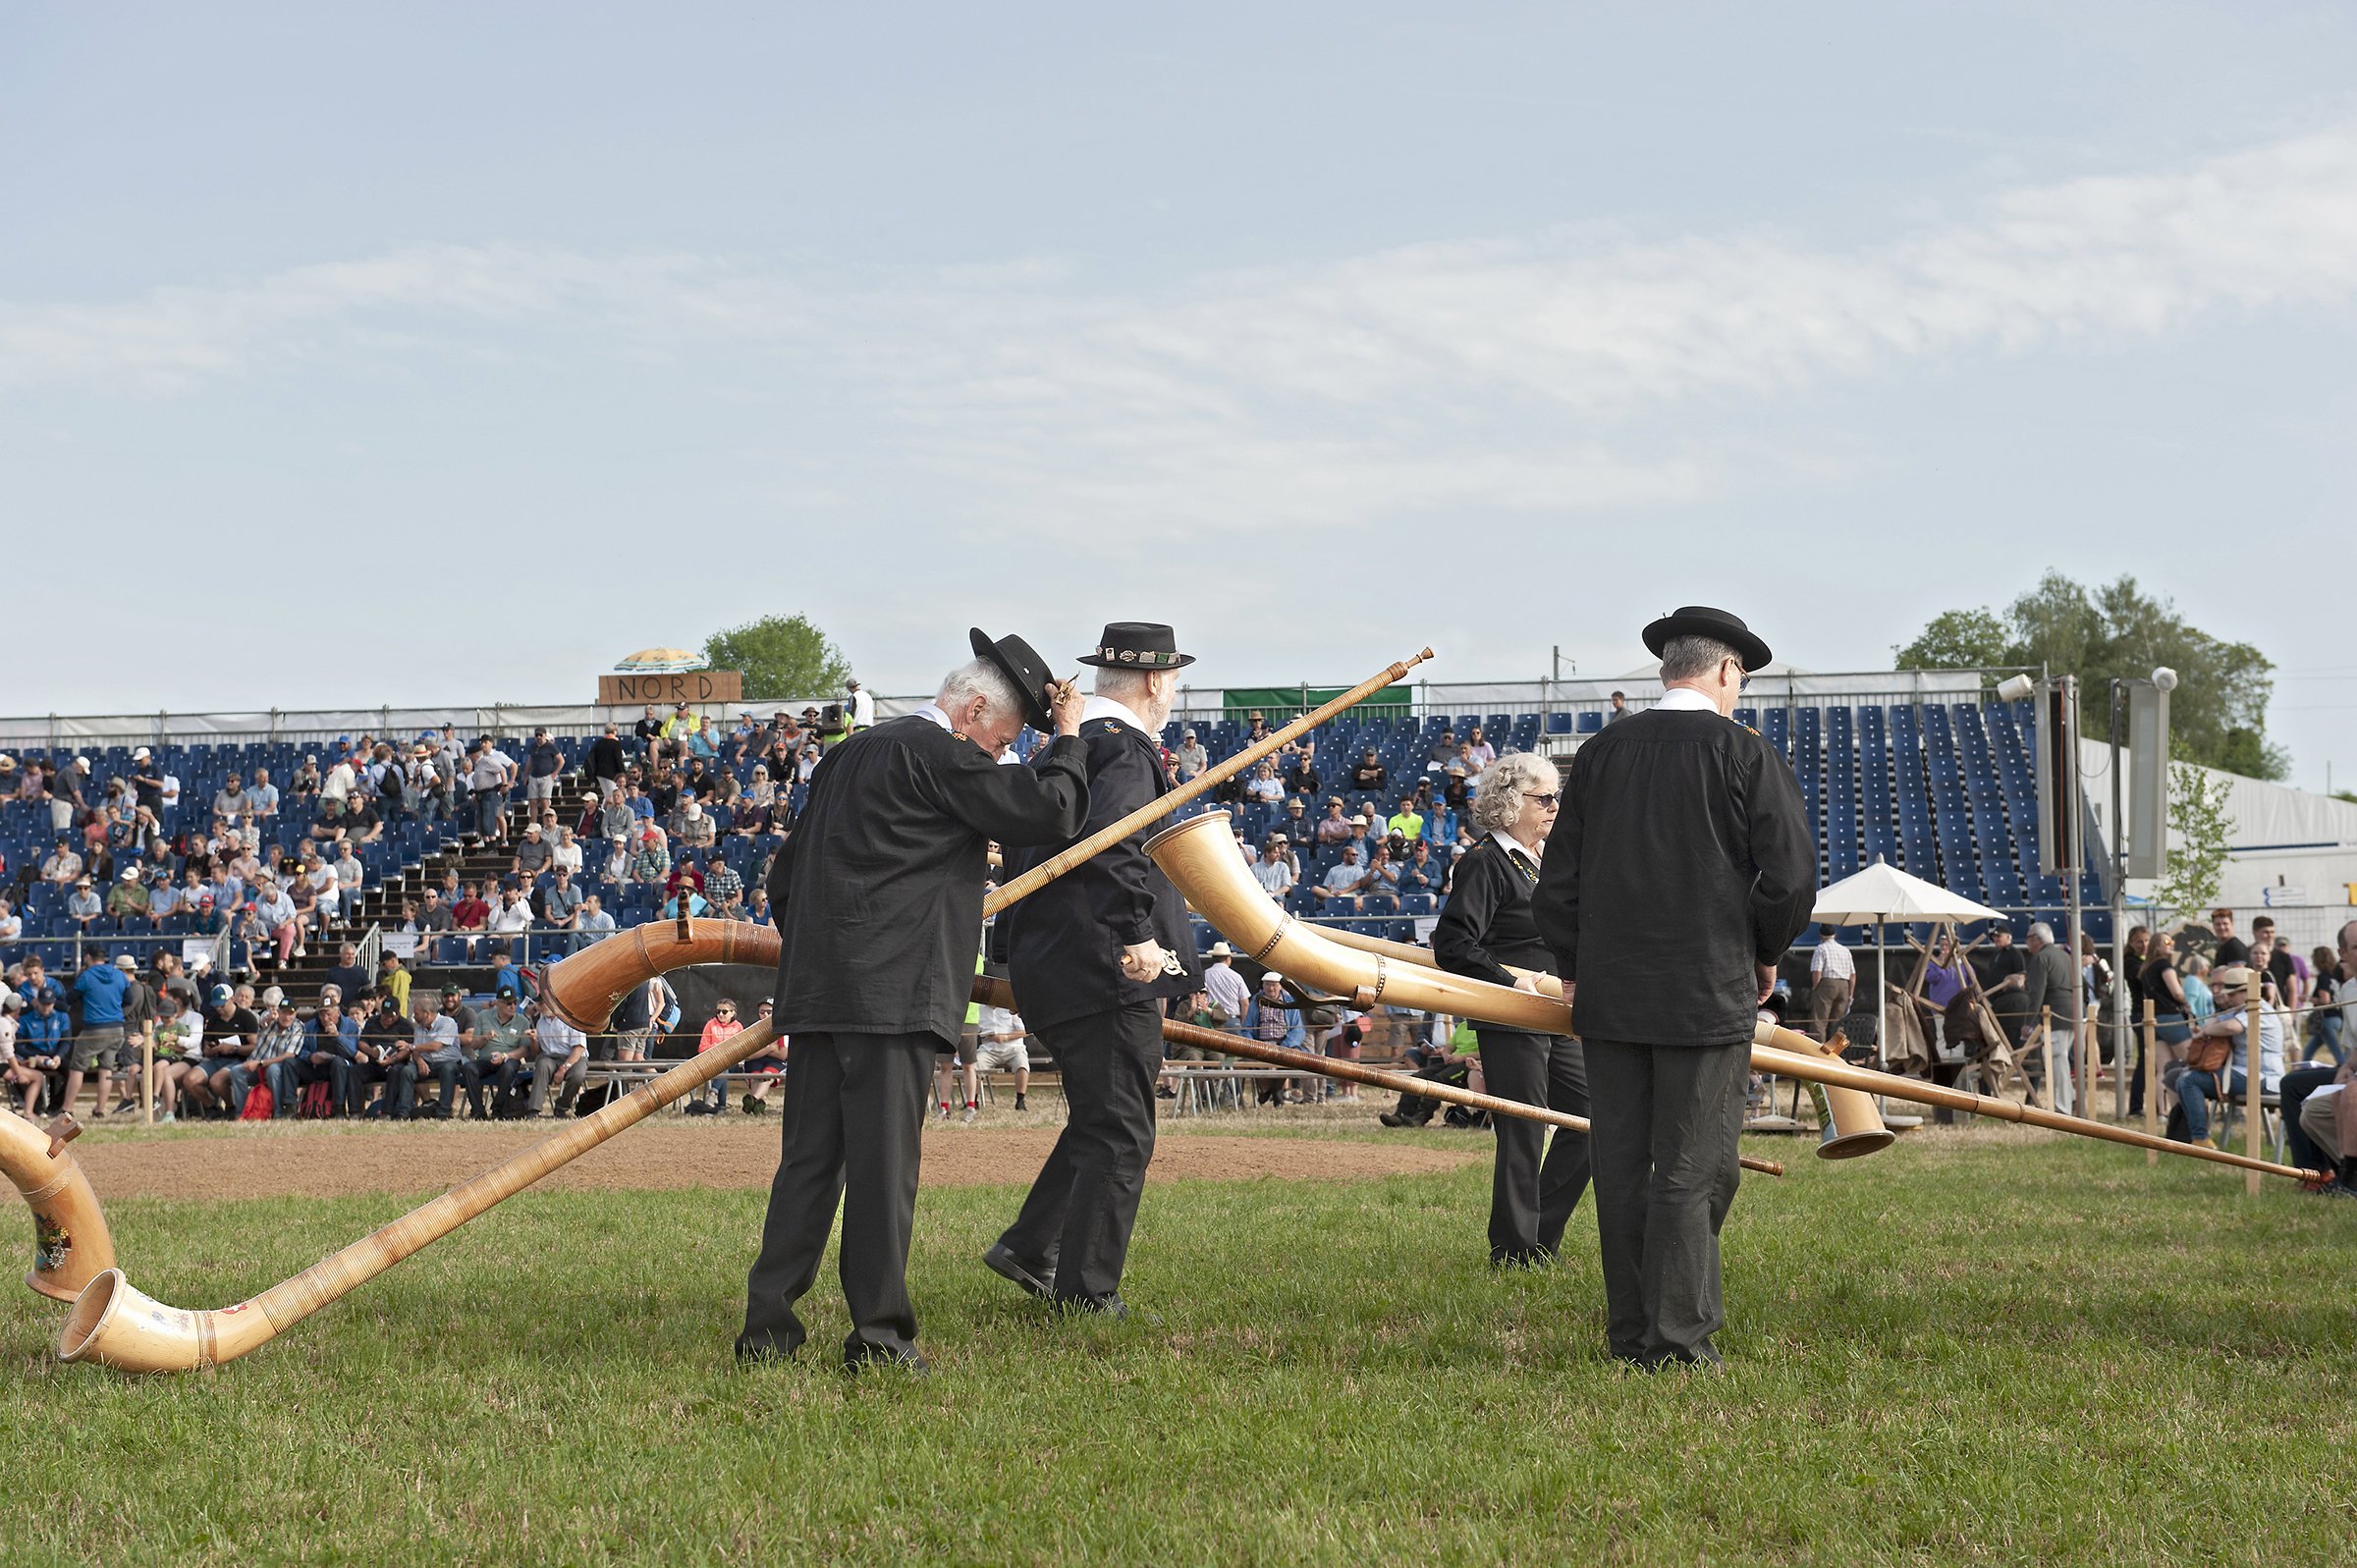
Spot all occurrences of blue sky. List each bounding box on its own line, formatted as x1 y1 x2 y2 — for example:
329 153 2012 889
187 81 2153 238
5 4 2355 788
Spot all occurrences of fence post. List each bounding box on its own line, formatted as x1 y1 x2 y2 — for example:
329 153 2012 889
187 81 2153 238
2143 999 2159 1166
2245 1002 2265 1198
2080 992 2096 1123
141 1037 154 1128
2041 1005 2056 1111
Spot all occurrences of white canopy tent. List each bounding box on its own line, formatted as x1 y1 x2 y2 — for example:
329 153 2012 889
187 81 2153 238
1812 859 2004 1066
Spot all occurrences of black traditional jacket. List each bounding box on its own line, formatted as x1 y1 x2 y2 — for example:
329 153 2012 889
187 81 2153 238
1531 707 1815 1048
1433 834 1553 1002
1003 713 1200 1031
767 715 1087 1045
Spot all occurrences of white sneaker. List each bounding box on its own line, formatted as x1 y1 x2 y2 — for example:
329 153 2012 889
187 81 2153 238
961 1105 978 1124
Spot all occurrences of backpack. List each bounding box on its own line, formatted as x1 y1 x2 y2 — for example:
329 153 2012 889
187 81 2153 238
300 1080 335 1119
492 1075 534 1120
238 1082 276 1120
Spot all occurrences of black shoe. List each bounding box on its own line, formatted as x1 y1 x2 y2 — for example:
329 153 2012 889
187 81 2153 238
1013 1095 1027 1110
685 1101 718 1116
983 1243 1054 1300
1379 1111 1407 1127
842 1343 930 1377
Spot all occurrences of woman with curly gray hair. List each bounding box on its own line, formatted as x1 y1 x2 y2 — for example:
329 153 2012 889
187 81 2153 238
1429 751 1590 1267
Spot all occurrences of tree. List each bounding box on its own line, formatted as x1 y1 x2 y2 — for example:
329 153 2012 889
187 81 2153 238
703 615 852 703
1894 570 2285 780
2152 759 2235 919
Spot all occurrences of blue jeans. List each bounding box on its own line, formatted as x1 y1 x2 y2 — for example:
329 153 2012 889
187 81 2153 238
2177 1066 2245 1143
2307 1011 2344 1066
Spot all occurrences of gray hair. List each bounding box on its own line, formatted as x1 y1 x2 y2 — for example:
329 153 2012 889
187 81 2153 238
1092 667 1160 704
1469 752 1560 835
1660 634 1739 683
936 657 1023 724
2027 921 2055 945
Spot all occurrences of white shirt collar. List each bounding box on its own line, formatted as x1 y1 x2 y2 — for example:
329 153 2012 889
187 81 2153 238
1081 693 1152 736
1655 686 1720 714
912 703 954 730
1489 829 1542 865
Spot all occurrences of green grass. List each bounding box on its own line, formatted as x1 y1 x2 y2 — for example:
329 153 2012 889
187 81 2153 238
5 1125 2354 1565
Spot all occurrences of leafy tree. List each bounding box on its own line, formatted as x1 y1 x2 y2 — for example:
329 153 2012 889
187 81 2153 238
703 615 852 704
1895 570 2284 780
2153 759 2235 918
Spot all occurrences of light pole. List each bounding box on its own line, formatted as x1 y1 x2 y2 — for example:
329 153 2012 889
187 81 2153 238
2108 667 2176 1117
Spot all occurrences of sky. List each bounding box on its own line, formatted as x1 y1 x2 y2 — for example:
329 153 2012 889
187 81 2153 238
4 4 2355 789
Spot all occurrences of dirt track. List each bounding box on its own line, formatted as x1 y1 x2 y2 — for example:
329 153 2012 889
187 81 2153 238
68 1117 1480 1200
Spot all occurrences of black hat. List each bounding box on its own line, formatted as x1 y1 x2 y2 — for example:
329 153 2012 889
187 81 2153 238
968 628 1059 731
1641 606 1773 672
1076 622 1193 671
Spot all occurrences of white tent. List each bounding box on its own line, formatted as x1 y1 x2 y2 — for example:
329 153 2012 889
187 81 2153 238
1812 859 2003 1066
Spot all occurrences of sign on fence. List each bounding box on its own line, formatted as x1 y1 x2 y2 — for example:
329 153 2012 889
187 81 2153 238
2261 886 2308 907
596 671 742 707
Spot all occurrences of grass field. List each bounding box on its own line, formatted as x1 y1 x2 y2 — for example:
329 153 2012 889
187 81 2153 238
6 1121 2354 1566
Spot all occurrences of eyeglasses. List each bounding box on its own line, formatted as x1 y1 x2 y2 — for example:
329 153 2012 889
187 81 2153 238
1531 792 1559 807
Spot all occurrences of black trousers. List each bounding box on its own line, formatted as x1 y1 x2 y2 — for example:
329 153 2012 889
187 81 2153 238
2279 1064 2339 1173
1583 1039 1748 1368
739 1031 934 1362
997 1002 1162 1304
1477 1029 1591 1264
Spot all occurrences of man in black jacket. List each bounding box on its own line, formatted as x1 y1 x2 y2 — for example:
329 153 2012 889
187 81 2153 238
988 622 1200 1316
738 630 1089 1373
1531 606 1814 1368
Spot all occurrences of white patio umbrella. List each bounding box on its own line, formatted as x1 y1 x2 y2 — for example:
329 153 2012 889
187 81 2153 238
1812 858 2003 1067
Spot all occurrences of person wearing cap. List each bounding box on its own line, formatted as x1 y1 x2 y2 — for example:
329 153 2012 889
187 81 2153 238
471 988 536 1115
14 989 69 1116
988 622 1202 1321
2172 964 2286 1146
65 875 103 930
1244 970 1308 1106
106 864 151 923
1434 752 1590 1267
1173 729 1207 783
739 629 1088 1374
1532 606 1814 1369
1314 797 1353 847
128 747 164 817
237 999 310 1117
40 837 82 888
846 676 875 733
191 984 263 1115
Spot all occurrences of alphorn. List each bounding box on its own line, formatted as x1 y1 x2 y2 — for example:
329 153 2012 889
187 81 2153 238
57 649 1443 1374
968 977 1783 1177
1147 811 1896 1160
1 1112 114 1302
1148 810 2328 1184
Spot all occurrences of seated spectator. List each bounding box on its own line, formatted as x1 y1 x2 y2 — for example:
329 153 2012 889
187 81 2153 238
66 875 103 929
1243 761 1284 804
1381 1015 1482 1127
1244 971 1307 1106
1362 842 1404 911
1345 815 1375 856
675 799 719 847
415 887 455 942
247 875 301 963
248 767 280 816
1315 845 1373 912
1244 712 1270 744
1250 838 1297 898
2173 965 2285 1145
300 848 340 925
1314 797 1353 846
1 994 43 1111
41 838 82 887
1281 796 1310 840
1173 730 1207 783
332 841 365 905
1453 740 1483 779
966 1003 1032 1115
529 1001 590 1116
1423 800 1459 845
235 997 310 1119
512 823 555 881
1425 728 1457 768
730 794 772 837
538 866 585 945
629 828 673 886
451 882 491 934
470 987 536 1111
107 866 153 924
391 991 477 1120
736 998 788 1109
662 888 711 921
1350 748 1388 793
485 888 533 945
14 990 69 1116
1387 795 1424 843
1465 726 1496 772
576 893 616 943
703 856 744 916
688 997 746 1113
1281 742 1319 798
598 786 637 843
1400 838 1446 896
0 899 20 944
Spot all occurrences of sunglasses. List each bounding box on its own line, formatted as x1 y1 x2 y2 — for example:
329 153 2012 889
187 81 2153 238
1531 792 1559 807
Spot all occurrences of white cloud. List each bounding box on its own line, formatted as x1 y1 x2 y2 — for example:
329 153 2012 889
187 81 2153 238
7 122 2357 526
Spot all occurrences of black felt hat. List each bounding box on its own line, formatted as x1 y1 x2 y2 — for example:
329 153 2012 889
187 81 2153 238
1640 606 1773 672
1076 622 1194 671
968 627 1059 731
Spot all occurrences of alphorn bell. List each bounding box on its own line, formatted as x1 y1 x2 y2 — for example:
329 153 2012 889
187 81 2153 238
0 1112 114 1302
1143 811 1896 1160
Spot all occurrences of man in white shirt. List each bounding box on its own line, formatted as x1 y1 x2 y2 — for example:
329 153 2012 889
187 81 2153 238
469 739 518 840
1251 838 1297 898
1173 730 1207 782
321 754 356 804
967 1004 1032 1112
1807 924 1856 1043
847 676 876 732
529 1006 590 1117
1315 845 1372 912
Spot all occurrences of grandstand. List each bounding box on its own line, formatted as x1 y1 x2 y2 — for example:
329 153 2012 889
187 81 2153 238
0 683 2109 1011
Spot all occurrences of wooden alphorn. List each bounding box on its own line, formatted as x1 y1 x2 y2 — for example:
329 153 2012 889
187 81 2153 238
968 977 1783 1177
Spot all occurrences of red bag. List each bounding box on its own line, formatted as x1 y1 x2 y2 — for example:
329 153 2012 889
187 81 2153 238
238 1083 275 1120
300 1081 334 1119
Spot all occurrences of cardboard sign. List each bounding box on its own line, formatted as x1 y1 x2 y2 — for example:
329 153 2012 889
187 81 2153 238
597 671 742 707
